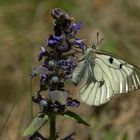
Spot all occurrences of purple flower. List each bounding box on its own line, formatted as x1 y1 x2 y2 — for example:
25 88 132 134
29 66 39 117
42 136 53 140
67 99 80 107
32 93 42 103
48 35 63 47
38 47 48 61
56 44 71 53
40 73 47 80
72 38 86 49
69 22 83 36
39 99 48 108
39 74 48 91
58 59 75 72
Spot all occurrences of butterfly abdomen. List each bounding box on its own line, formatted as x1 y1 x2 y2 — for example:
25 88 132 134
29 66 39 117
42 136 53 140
71 60 86 85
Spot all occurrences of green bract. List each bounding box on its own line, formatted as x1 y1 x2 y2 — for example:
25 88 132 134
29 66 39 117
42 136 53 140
23 113 49 137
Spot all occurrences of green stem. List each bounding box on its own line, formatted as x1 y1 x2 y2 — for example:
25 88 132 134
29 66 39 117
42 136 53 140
29 79 33 121
49 112 56 140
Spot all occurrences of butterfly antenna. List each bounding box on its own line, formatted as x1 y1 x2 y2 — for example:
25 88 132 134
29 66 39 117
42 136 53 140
97 32 104 45
92 32 104 49
97 32 99 44
0 78 30 138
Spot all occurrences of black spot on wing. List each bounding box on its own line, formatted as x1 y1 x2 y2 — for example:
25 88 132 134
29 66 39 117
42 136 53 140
109 57 113 64
99 80 105 87
120 64 123 69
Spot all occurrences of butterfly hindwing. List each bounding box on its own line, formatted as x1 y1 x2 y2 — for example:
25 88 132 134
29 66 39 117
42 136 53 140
72 48 140 106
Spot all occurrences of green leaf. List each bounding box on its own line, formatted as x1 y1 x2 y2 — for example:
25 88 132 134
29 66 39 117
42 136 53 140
23 112 49 137
63 110 90 126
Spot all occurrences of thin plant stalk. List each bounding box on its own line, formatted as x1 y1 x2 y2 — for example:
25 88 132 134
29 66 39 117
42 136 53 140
29 79 33 121
49 112 56 140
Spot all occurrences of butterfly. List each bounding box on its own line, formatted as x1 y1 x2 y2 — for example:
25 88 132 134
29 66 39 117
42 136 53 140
71 46 140 106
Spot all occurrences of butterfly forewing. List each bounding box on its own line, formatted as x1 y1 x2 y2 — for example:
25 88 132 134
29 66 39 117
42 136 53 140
72 48 140 106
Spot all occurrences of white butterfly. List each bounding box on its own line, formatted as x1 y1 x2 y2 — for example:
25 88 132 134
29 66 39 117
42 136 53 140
72 47 140 106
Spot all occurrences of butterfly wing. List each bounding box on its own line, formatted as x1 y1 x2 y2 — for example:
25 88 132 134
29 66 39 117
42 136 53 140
72 49 140 106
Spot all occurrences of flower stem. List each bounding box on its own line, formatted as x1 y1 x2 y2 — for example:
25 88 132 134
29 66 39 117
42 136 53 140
49 112 56 140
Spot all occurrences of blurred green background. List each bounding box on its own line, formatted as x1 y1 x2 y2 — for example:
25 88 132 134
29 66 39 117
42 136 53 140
0 0 140 140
